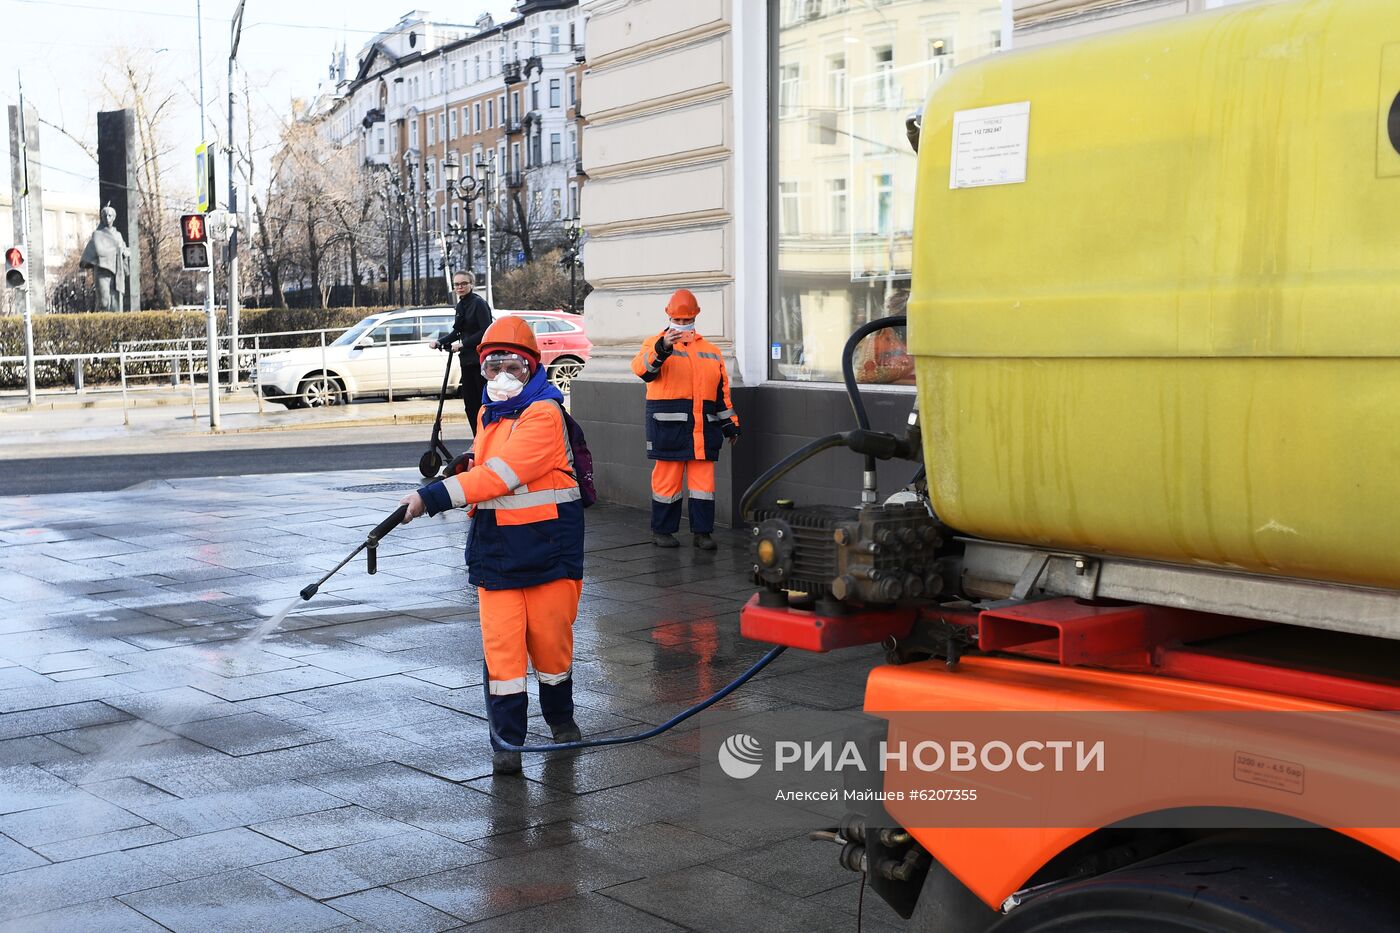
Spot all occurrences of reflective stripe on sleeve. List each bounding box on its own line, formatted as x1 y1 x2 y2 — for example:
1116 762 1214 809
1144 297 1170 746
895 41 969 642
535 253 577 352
717 408 737 419
489 676 527 695
484 456 522 492
536 668 571 685
477 486 583 511
447 474 470 508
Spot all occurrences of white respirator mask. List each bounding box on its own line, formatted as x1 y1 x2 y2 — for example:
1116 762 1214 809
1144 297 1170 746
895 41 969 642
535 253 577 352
486 372 525 401
668 320 696 333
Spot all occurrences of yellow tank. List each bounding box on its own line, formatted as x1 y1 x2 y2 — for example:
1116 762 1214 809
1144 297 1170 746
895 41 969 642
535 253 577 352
910 0 1400 590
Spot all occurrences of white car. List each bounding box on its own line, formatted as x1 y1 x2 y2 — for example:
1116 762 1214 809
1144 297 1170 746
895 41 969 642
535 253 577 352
252 307 459 408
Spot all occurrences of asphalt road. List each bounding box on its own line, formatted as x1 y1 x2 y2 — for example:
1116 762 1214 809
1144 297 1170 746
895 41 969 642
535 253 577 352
2 441 438 495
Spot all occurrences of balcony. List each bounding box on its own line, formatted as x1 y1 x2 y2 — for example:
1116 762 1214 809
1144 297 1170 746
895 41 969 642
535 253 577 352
574 158 586 178
572 45 585 63
505 118 523 136
503 61 522 85
505 171 523 189
524 55 543 78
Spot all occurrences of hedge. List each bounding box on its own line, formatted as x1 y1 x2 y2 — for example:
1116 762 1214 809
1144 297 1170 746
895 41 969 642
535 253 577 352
0 308 387 388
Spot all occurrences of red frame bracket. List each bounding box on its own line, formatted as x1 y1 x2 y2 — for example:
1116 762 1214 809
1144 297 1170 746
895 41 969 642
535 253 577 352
740 594 915 653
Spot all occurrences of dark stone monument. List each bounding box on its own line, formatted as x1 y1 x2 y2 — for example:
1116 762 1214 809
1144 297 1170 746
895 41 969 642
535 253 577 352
97 109 141 311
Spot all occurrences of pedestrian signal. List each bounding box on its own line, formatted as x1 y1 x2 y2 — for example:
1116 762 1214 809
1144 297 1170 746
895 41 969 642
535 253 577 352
4 245 25 288
180 214 210 270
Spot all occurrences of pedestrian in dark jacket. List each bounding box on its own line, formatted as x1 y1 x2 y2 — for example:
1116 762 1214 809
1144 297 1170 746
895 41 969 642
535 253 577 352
430 271 494 435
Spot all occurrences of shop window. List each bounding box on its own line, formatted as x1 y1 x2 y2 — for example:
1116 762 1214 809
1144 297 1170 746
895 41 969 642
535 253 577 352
769 1 1003 382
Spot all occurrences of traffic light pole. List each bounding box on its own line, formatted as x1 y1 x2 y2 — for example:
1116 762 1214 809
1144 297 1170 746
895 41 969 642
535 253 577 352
227 2 245 391
196 0 220 430
12 80 36 405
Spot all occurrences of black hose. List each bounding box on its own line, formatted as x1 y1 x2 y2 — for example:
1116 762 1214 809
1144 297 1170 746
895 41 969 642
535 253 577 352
841 314 908 496
842 314 908 432
739 432 848 518
486 645 787 752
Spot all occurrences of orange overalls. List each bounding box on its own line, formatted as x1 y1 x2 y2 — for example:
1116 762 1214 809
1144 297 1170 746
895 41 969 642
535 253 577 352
418 382 584 748
630 330 740 534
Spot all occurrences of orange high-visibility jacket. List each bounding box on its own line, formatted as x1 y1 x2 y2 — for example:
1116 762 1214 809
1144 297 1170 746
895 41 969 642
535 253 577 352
630 330 740 461
420 398 584 588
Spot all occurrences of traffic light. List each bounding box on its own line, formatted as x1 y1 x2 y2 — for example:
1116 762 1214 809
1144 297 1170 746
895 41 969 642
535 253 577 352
180 213 210 271
4 245 25 288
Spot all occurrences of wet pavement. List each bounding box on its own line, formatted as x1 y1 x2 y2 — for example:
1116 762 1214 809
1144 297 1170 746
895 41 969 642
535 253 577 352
0 468 903 931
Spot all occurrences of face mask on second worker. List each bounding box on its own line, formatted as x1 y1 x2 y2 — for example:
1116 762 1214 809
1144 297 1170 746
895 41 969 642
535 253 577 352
668 319 696 334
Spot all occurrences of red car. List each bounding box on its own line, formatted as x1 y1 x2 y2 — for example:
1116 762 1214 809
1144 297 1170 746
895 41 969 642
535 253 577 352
504 310 591 391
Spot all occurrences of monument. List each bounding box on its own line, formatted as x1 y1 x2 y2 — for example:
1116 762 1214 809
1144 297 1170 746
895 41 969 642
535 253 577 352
97 109 141 311
80 204 131 311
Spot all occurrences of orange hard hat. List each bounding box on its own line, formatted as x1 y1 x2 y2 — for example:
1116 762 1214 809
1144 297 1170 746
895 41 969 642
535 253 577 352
478 315 540 363
665 288 700 319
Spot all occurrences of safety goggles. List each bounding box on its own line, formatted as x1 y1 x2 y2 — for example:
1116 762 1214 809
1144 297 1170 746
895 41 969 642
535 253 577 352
480 352 532 380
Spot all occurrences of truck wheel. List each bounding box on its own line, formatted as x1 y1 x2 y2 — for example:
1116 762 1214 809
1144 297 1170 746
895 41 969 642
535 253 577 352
970 831 1400 933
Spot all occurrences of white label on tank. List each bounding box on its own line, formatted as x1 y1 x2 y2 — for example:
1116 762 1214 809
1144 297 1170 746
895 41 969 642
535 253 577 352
950 102 1031 189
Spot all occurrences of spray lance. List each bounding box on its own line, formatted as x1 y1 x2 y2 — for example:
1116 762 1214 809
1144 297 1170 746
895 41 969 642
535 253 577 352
298 503 409 602
292 501 786 754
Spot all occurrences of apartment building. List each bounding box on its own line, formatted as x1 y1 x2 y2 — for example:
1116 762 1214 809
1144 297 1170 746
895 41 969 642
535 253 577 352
311 2 587 287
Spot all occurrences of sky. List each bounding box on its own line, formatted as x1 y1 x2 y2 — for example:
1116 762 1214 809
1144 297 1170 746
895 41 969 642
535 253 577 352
2 0 517 205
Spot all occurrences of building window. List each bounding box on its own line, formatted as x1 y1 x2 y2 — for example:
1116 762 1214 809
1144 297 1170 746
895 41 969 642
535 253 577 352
770 2 1002 383
568 75 576 107
550 26 560 53
487 98 495 127
873 173 892 235
409 118 418 148
449 110 458 139
873 46 894 107
568 127 577 158
551 188 562 219
427 159 436 192
779 182 800 235
475 55 481 80
550 133 561 162
549 78 561 108
427 115 435 146
568 183 578 219
461 106 470 134
779 64 800 117
827 54 846 108
531 82 540 111
828 178 847 234
531 132 542 166
474 102 482 133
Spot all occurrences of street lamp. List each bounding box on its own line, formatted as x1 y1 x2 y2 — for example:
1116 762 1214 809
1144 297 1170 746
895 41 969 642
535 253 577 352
441 154 495 308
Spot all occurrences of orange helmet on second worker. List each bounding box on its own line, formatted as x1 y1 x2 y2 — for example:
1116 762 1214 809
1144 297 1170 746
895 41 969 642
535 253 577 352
665 288 700 319
478 315 540 363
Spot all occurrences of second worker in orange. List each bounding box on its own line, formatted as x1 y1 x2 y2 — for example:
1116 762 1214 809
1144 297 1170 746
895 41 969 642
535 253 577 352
631 289 741 550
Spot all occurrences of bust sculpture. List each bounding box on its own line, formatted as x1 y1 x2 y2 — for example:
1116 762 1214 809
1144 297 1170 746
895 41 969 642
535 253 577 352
80 205 131 311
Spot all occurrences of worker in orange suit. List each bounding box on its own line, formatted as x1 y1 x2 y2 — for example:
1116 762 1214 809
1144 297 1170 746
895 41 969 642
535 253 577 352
399 316 585 775
630 288 740 550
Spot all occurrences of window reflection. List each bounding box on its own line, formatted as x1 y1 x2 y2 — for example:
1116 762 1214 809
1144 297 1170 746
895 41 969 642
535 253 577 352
771 0 1003 383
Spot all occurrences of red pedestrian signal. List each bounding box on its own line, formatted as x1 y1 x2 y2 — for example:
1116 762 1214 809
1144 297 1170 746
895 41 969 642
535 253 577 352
181 213 208 244
4 245 26 288
180 214 210 270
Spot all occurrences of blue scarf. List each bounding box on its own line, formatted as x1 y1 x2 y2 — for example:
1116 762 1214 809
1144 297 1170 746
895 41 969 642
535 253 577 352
479 364 564 427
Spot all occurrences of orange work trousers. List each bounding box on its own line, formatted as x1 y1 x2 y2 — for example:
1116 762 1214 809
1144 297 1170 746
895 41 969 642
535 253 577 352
477 577 583 696
650 459 716 534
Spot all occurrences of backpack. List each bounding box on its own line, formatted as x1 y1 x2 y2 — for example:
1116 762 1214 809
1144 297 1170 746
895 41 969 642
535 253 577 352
554 401 597 508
